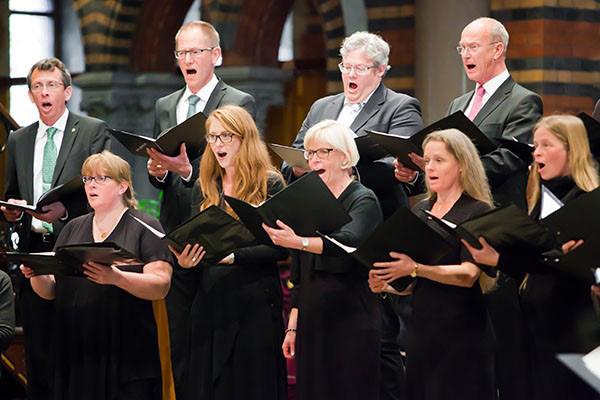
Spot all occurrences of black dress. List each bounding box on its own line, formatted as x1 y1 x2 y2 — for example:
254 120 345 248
498 177 600 400
183 175 288 400
52 209 173 400
407 195 496 400
291 181 383 400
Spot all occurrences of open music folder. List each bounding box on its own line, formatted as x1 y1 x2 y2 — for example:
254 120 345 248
0 176 84 214
224 171 351 245
129 206 256 264
268 143 309 170
3 242 143 276
320 207 456 291
558 345 600 394
109 111 207 160
357 111 497 170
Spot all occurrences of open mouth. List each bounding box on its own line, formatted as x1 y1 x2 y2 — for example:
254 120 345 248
314 168 325 175
217 151 227 159
41 101 52 110
186 68 197 75
537 162 546 171
466 64 476 70
349 82 358 90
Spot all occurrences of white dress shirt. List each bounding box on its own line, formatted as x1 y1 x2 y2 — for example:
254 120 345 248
464 69 510 117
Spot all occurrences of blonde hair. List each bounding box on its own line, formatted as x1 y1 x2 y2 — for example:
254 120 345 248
81 150 137 209
422 129 493 207
175 20 220 48
199 105 283 214
304 119 360 169
526 115 599 213
422 129 496 293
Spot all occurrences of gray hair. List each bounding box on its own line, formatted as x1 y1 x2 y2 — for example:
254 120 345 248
340 31 390 66
27 57 72 89
304 120 360 168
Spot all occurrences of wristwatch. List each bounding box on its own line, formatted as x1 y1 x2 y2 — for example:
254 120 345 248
301 237 309 251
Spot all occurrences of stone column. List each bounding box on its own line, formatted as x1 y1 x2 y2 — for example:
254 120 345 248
217 66 292 132
74 72 184 215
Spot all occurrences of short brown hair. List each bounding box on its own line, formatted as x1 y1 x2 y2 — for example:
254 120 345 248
27 57 72 89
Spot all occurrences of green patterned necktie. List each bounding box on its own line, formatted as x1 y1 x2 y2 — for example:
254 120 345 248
41 127 58 233
187 95 200 118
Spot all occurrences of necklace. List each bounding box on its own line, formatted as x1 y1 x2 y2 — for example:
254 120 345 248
93 207 128 241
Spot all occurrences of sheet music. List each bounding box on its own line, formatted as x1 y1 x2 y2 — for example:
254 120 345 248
540 185 564 219
583 346 600 380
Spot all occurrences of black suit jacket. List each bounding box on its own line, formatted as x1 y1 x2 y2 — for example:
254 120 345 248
4 112 110 250
449 76 542 208
149 79 256 232
284 82 422 217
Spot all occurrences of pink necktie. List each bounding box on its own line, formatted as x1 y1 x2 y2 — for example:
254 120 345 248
467 85 486 121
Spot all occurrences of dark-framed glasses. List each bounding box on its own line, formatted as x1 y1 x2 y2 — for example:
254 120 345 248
82 175 113 185
174 48 215 59
206 133 236 144
30 81 65 92
303 148 336 160
338 62 376 75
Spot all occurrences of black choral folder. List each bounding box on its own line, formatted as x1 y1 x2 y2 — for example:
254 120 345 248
109 111 207 159
3 242 143 276
129 206 256 264
268 143 309 170
496 137 534 164
361 111 497 170
224 171 351 245
577 112 600 159
424 205 556 253
540 239 600 284
0 176 84 214
320 206 455 291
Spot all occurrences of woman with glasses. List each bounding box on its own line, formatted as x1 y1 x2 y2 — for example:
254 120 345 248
463 115 600 400
22 150 174 400
169 105 287 400
263 119 383 400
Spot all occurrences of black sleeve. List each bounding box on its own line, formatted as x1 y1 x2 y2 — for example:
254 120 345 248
321 190 383 256
0 271 15 351
137 214 173 265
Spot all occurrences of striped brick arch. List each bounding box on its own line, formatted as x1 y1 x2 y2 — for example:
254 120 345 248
491 0 600 114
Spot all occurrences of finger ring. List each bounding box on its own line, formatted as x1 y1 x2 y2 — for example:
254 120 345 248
192 257 197 262
157 164 162 168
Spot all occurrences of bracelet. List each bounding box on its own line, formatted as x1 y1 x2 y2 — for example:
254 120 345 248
410 262 420 278
285 328 297 334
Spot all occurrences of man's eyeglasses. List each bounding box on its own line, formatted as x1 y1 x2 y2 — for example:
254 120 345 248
174 48 215 59
30 81 65 92
456 41 501 55
206 133 237 144
338 63 376 75
82 175 113 185
303 148 336 160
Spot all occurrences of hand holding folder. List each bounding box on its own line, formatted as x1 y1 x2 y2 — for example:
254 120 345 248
320 207 455 291
109 111 207 160
224 171 351 245
2 242 143 276
0 176 84 214
129 206 256 264
359 111 497 170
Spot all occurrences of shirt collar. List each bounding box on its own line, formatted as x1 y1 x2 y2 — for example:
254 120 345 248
39 108 69 134
185 74 220 103
480 69 510 98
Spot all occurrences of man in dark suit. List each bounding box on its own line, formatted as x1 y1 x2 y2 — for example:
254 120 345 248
1 57 109 400
449 18 541 400
144 21 255 397
284 31 422 400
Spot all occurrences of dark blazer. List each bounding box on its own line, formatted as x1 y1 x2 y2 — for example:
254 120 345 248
149 79 256 232
449 76 542 208
284 82 422 217
4 112 110 250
